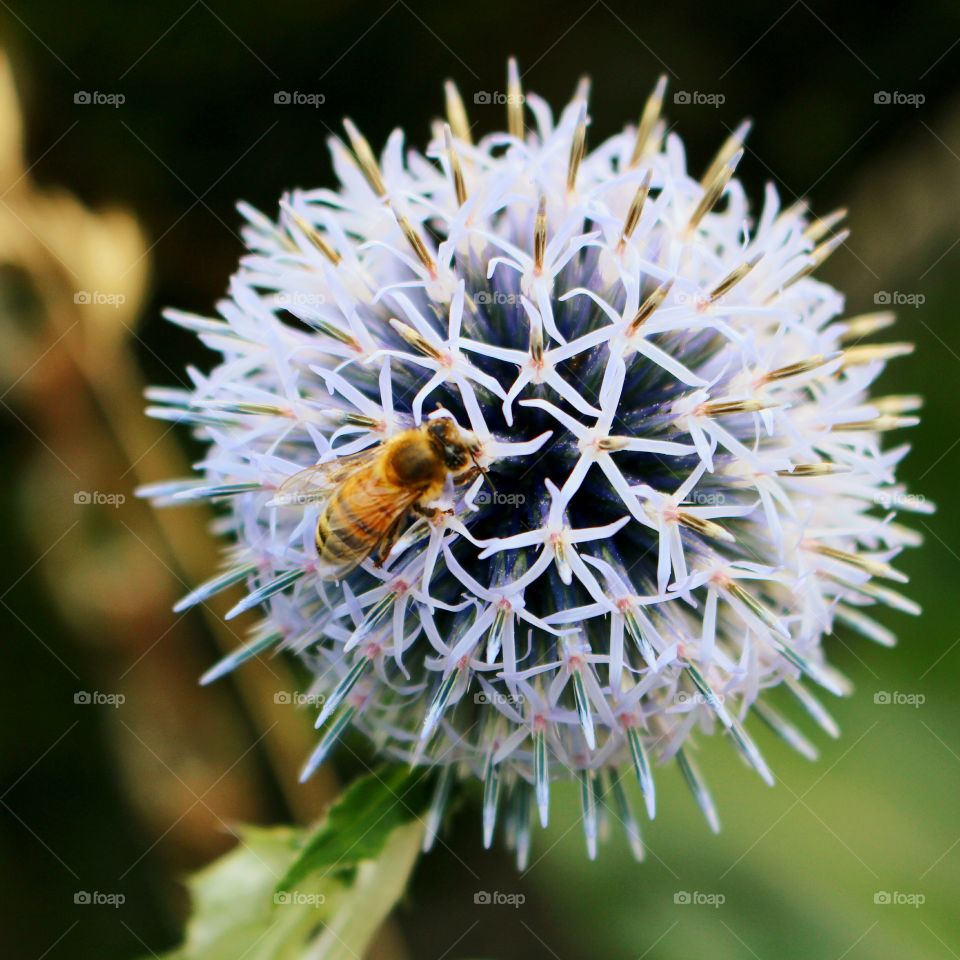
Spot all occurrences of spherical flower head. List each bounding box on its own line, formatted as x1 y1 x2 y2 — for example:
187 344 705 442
143 66 927 864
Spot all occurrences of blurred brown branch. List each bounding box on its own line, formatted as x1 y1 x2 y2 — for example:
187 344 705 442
0 48 336 885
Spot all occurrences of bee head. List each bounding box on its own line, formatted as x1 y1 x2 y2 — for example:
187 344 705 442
425 417 471 471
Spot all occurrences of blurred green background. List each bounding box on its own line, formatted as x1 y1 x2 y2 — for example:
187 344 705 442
1 1 958 958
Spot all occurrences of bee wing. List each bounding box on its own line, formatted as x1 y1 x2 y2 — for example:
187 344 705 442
318 474 421 579
271 448 380 507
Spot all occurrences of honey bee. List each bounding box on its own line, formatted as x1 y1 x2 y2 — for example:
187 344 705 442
275 417 485 579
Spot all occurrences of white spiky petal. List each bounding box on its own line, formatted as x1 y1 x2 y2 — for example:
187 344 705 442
142 69 927 863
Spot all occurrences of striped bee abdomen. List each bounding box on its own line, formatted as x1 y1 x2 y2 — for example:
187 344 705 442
314 468 418 578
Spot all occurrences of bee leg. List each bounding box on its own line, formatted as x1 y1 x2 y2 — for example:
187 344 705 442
454 466 482 486
373 511 408 567
411 502 453 520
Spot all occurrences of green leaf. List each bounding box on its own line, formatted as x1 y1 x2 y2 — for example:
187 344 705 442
150 824 344 960
141 768 432 960
278 765 434 892
143 773 430 960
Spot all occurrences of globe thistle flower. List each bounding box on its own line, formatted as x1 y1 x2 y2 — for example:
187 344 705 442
142 64 927 865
